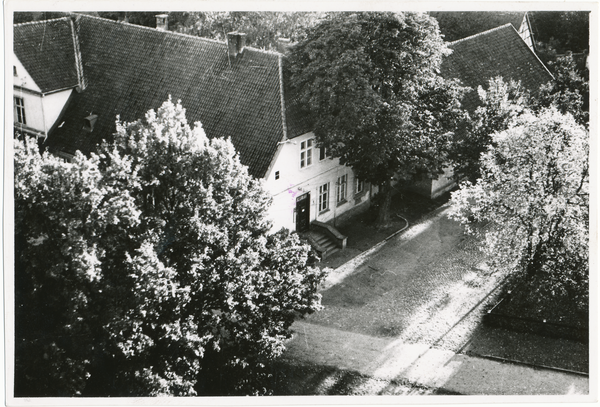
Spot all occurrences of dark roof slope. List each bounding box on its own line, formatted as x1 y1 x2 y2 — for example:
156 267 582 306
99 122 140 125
14 17 80 93
441 24 553 112
430 11 525 43
46 15 290 178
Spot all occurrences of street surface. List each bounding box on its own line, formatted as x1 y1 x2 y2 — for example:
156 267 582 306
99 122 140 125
282 206 589 395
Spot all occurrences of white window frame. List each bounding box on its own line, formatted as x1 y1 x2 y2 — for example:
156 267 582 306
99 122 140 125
15 97 26 125
318 182 330 212
300 138 314 168
319 146 329 161
355 177 364 194
336 174 348 204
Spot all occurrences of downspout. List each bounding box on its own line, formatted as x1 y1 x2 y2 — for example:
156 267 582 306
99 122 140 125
40 93 48 142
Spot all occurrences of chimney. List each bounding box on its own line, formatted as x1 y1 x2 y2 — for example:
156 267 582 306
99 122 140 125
227 32 247 59
277 38 291 55
155 14 168 31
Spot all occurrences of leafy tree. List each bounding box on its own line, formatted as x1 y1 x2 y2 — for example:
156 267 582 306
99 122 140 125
529 11 589 55
449 77 531 182
15 99 326 396
286 12 467 227
450 108 588 315
168 12 325 50
532 53 589 126
14 137 142 396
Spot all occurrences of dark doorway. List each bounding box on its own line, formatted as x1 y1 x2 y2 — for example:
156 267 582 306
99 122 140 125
296 192 310 233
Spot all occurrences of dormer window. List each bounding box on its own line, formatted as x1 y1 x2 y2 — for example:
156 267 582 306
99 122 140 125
83 114 98 132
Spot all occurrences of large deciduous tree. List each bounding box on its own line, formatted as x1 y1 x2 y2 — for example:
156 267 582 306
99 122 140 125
449 77 531 182
15 99 326 396
286 12 467 227
450 108 588 315
168 11 326 50
532 53 589 127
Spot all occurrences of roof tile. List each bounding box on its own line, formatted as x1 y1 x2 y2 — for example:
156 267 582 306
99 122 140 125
441 24 553 112
45 15 286 178
14 17 79 93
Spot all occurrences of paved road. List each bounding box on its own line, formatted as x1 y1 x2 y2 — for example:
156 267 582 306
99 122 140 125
283 206 589 395
307 205 484 340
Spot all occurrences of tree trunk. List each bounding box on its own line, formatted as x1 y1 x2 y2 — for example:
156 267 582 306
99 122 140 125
375 179 393 229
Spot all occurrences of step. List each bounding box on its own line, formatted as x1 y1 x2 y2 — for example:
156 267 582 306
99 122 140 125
321 240 338 251
315 235 331 246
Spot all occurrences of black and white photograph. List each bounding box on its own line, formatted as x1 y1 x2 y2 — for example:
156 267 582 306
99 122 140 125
6 1 596 404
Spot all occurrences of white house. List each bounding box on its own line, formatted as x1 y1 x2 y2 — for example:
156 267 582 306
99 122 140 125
13 17 84 143
13 14 375 256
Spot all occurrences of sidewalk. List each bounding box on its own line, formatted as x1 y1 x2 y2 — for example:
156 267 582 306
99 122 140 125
285 320 589 395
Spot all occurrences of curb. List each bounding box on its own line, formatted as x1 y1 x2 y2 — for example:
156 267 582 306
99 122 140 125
320 203 452 291
467 353 589 377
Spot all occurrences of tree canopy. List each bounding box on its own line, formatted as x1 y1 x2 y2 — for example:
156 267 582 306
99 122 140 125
450 108 588 314
15 99 326 396
169 12 326 50
449 77 531 182
286 12 467 226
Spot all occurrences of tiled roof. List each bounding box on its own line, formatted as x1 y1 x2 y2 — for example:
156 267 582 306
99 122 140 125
14 17 80 93
441 24 553 112
44 15 290 178
430 11 526 43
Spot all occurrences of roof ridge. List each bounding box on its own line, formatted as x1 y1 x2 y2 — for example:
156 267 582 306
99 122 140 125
68 13 283 57
13 16 70 27
449 23 514 46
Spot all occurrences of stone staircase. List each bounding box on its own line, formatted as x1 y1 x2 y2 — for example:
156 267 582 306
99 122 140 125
304 221 347 260
307 230 341 259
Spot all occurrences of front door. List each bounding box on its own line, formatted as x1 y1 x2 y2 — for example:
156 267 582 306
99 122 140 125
296 192 310 233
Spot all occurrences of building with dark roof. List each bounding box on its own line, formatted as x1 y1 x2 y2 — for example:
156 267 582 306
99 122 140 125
408 22 553 199
12 13 369 253
13 14 553 247
442 23 552 112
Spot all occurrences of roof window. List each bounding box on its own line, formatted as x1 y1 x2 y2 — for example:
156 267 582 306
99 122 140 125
83 114 98 132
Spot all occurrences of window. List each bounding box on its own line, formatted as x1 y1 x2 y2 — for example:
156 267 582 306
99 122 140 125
13 66 17 76
336 174 347 204
318 182 329 212
275 170 280 180
300 138 313 168
319 146 329 161
355 177 364 194
15 97 26 125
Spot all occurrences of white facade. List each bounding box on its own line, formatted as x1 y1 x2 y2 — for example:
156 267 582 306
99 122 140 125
263 132 373 232
13 53 74 136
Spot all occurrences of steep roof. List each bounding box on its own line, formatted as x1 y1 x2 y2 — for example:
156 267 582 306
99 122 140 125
441 23 553 112
13 17 80 93
43 14 295 178
430 11 526 43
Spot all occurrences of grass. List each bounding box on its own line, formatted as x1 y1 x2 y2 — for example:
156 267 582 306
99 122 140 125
460 269 589 373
